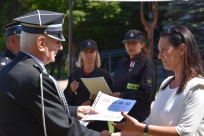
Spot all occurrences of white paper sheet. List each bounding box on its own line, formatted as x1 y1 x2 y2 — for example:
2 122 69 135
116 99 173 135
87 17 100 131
81 77 112 94
81 91 136 122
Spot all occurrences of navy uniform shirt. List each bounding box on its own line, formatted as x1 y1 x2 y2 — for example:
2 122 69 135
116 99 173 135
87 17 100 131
113 53 157 122
0 49 16 71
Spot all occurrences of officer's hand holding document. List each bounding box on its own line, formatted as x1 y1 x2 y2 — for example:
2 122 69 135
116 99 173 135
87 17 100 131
81 91 136 122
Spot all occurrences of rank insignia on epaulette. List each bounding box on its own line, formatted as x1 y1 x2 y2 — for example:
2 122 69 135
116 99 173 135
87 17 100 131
146 78 152 87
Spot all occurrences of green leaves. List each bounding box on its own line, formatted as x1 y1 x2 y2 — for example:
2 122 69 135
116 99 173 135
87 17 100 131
0 0 163 54
160 1 204 47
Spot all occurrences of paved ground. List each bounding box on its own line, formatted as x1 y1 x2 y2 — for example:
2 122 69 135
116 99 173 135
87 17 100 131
58 79 68 91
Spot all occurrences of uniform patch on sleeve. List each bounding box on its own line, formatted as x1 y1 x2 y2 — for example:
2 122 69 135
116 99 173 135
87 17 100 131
145 78 152 87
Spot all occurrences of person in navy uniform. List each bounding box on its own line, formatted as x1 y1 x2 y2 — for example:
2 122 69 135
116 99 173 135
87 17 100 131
0 10 110 136
110 29 157 132
0 21 21 71
64 39 113 132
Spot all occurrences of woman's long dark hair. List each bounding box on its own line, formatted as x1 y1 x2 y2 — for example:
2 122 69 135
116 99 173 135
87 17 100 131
160 25 204 94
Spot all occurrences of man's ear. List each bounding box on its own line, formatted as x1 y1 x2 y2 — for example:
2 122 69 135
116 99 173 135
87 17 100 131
37 36 46 52
9 35 15 45
179 43 186 55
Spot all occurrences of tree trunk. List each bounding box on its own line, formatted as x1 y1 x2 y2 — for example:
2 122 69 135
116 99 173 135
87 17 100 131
140 2 158 60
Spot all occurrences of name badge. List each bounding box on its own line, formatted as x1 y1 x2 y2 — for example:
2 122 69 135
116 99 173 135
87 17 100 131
127 83 140 90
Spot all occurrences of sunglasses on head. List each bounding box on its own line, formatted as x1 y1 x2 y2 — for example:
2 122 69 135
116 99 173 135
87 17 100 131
168 25 185 43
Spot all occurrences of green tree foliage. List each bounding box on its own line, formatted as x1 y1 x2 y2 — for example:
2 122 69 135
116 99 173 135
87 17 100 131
71 1 165 52
160 1 204 47
72 1 125 51
18 0 68 12
17 0 153 52
0 0 27 52
1 0 169 56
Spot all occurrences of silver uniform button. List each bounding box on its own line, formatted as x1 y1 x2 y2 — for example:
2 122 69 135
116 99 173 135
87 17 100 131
1 62 6 65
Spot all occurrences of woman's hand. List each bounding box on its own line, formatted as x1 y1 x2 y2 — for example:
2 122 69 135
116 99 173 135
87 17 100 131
112 112 143 132
70 81 79 93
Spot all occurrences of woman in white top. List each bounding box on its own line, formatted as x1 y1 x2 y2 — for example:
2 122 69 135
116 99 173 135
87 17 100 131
111 25 204 136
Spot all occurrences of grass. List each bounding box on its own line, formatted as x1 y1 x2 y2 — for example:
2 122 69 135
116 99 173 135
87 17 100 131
108 121 114 133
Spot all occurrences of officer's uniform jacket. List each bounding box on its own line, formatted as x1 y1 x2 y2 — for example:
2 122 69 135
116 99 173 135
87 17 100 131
0 51 101 136
113 53 157 121
0 49 16 71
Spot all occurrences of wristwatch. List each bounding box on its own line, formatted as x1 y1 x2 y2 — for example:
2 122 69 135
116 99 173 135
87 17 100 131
143 124 149 136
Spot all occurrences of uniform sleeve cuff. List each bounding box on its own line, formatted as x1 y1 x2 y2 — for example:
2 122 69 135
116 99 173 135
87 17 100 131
68 106 78 118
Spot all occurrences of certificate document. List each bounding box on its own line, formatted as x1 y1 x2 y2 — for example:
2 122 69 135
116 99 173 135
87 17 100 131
82 91 136 122
81 77 112 94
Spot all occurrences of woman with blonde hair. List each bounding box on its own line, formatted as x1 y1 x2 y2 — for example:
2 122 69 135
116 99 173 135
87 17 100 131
64 39 113 132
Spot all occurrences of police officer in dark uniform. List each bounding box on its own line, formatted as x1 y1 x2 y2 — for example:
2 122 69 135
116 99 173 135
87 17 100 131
110 29 157 131
0 21 21 71
0 10 110 136
64 39 113 132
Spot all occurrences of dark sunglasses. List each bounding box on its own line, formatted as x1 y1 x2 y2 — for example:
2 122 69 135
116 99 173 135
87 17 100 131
168 25 185 43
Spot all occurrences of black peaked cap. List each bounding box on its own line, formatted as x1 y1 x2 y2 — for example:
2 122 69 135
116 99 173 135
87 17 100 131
4 21 22 36
13 10 65 41
14 10 65 25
